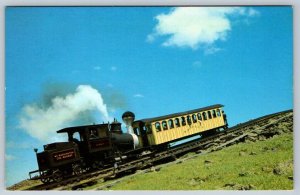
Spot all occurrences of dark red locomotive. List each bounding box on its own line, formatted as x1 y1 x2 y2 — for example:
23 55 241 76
29 118 138 183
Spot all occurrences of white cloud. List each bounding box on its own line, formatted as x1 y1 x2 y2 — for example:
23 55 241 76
6 154 17 161
19 85 112 142
148 7 259 49
133 94 144 98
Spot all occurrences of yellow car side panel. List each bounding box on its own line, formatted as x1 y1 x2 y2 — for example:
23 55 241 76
148 109 226 145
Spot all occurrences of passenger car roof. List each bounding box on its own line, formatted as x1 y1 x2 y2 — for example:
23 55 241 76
134 104 224 123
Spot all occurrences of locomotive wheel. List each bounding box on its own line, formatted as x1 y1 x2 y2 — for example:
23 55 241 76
96 161 104 169
73 164 84 176
92 161 103 170
92 162 97 169
41 176 51 184
40 171 52 184
52 169 63 183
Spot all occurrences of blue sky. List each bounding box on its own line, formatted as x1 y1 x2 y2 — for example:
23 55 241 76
5 6 293 186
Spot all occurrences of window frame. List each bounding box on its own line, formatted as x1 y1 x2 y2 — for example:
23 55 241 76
181 116 186 126
212 110 217 118
155 122 161 132
208 111 212 119
192 114 197 123
162 121 168 130
174 118 180 127
168 119 174 129
202 112 207 120
197 113 202 121
187 115 192 125
216 109 221 117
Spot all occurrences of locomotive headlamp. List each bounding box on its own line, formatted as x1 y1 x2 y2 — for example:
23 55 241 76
34 148 38 153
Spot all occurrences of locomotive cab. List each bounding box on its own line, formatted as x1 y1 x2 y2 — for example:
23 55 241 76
57 124 113 156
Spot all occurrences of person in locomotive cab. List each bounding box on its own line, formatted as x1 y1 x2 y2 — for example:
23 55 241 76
89 129 98 139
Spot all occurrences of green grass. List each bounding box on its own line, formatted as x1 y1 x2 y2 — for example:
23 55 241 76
97 133 293 190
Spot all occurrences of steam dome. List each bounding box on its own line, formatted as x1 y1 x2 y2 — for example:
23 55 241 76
122 111 135 125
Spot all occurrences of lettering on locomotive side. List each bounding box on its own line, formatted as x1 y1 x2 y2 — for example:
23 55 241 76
52 149 76 162
90 140 110 149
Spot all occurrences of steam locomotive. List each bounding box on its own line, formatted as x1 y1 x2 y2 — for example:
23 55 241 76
29 104 228 183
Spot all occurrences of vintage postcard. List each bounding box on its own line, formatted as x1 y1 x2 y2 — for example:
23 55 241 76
5 6 293 190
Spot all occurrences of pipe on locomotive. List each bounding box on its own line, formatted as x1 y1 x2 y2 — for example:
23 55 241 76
122 111 139 149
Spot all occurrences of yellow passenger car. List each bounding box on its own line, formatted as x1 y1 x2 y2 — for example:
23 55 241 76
132 104 228 148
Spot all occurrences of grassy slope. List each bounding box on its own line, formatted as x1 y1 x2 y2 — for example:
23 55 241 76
103 133 293 190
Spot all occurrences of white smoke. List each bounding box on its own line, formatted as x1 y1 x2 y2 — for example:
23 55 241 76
19 85 111 142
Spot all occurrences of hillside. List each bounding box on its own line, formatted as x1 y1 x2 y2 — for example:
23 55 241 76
85 132 293 190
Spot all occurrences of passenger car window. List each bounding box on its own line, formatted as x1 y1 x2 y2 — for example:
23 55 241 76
162 121 168 130
168 119 174 129
208 111 212 119
203 112 207 120
197 113 202 120
216 109 221 117
212 110 217 118
155 122 161 132
192 114 197 123
174 118 180 127
181 117 186 126
187 115 192 125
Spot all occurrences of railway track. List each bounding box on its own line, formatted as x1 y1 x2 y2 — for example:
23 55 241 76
26 109 293 190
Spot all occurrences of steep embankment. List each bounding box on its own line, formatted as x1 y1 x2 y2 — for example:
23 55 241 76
85 124 293 190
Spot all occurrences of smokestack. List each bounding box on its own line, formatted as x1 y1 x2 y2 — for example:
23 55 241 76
121 111 135 134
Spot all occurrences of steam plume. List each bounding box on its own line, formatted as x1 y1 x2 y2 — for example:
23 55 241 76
19 85 111 142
